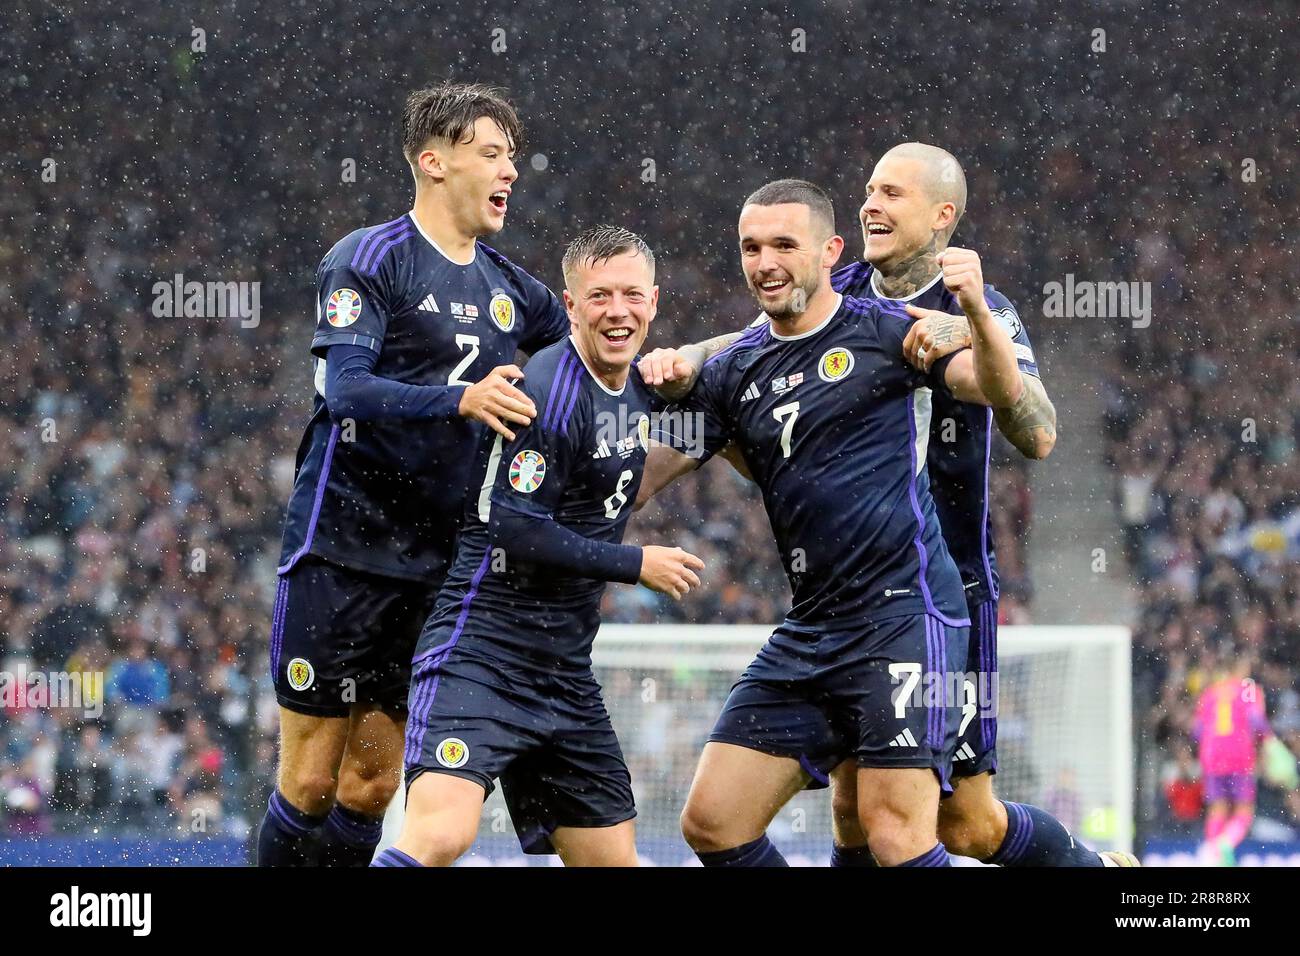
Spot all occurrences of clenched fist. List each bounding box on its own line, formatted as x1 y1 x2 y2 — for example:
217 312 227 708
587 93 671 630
638 348 698 401
937 247 987 317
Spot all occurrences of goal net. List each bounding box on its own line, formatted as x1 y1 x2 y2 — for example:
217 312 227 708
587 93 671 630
382 623 1132 865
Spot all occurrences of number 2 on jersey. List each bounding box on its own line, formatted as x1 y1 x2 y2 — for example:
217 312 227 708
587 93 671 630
449 334 480 386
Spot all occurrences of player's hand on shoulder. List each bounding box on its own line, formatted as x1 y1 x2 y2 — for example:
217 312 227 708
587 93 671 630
902 306 972 372
936 247 986 316
638 545 705 600
638 348 697 401
459 364 536 441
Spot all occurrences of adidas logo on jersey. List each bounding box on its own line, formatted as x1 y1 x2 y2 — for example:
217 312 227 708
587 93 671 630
955 742 977 761
592 440 612 459
889 728 918 748
739 382 762 403
417 294 440 313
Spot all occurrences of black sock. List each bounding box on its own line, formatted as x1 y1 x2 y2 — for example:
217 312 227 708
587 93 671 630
316 803 385 867
987 802 1103 867
256 790 327 867
695 835 788 867
830 843 879 867
898 843 951 867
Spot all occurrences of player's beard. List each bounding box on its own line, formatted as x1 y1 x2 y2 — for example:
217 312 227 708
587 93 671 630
756 271 819 322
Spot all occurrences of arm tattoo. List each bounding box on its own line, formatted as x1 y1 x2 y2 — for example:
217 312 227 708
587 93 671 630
656 331 744 402
992 372 1057 459
926 314 971 351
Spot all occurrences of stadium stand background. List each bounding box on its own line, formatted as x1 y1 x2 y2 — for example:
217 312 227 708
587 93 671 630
1 0 1294 857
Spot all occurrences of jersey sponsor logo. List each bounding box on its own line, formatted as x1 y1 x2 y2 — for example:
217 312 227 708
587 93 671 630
593 439 612 459
436 737 470 769
508 450 546 492
818 347 854 382
1014 343 1036 364
991 307 1023 339
286 658 315 691
771 371 803 395
489 292 516 332
739 381 762 403
417 294 440 313
955 742 978 761
325 288 363 327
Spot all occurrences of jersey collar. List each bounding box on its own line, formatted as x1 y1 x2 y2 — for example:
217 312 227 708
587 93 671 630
869 266 944 302
768 293 844 341
407 210 477 267
568 335 627 396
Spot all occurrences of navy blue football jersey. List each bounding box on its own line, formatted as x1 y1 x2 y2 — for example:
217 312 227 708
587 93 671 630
679 294 970 630
277 213 571 582
421 337 663 669
831 261 1039 604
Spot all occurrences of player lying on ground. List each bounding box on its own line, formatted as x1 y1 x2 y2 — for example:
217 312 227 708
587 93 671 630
261 84 730 867
641 179 1026 866
372 226 704 867
826 143 1129 867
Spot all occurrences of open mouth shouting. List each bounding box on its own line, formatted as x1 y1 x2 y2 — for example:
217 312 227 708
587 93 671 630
865 220 894 241
489 189 510 215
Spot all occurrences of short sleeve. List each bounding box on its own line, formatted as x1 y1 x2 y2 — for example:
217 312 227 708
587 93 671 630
517 269 572 354
310 252 393 358
875 301 956 397
984 288 1039 378
660 358 733 463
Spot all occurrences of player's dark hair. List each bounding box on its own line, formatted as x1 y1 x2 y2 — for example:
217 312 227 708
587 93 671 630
402 82 523 164
561 225 655 286
743 178 836 236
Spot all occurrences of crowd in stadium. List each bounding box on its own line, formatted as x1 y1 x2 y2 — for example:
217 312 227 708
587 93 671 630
1 0 1293 850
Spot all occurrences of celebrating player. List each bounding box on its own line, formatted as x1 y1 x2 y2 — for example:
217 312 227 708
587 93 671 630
258 83 575 867
372 226 704 867
821 144 1136 866
643 180 1026 866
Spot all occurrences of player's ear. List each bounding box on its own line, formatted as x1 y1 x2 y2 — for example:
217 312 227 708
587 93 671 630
648 285 660 318
562 288 576 315
417 144 449 183
824 234 845 268
932 201 957 239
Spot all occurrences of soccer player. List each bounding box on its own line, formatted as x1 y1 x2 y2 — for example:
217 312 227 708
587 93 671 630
1193 656 1274 866
821 144 1133 866
644 179 1026 867
371 226 703 867
258 83 574 867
